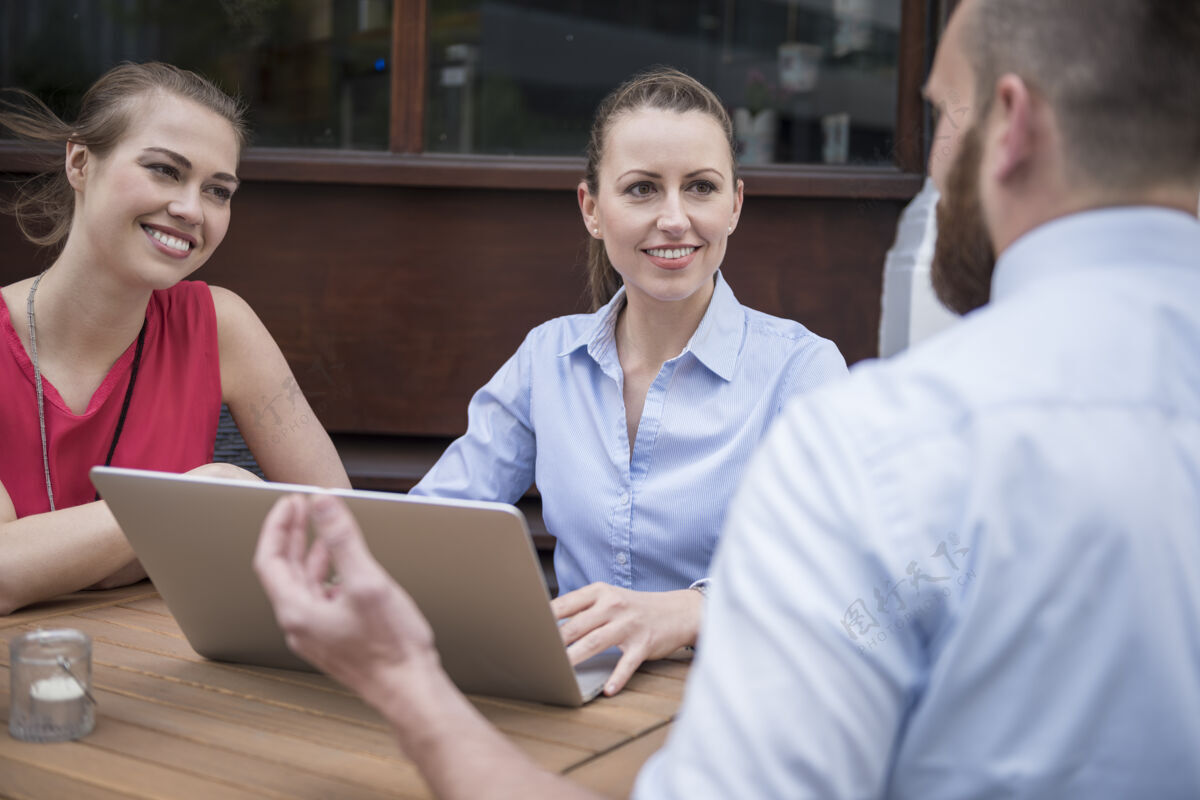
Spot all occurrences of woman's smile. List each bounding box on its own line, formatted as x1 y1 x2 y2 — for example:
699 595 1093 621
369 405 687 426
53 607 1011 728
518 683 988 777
644 245 700 270
141 224 196 258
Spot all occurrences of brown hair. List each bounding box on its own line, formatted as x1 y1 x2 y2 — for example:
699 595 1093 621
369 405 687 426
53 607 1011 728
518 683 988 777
0 61 247 250
963 0 1200 191
582 67 738 310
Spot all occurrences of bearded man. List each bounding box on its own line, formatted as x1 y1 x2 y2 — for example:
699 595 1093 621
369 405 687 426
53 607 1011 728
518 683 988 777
254 1 1200 796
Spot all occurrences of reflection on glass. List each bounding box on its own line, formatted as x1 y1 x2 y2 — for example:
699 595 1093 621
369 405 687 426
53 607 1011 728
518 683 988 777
0 0 391 150
426 0 900 165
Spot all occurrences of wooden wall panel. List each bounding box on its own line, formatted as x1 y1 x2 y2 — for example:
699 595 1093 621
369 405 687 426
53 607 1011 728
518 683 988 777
201 182 590 436
0 179 904 441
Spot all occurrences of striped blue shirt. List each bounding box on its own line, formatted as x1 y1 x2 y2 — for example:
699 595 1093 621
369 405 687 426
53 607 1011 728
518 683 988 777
636 208 1200 798
411 272 847 596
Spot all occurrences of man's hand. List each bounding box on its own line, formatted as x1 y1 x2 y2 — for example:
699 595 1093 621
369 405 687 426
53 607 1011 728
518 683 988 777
551 583 702 695
253 494 438 707
255 494 606 800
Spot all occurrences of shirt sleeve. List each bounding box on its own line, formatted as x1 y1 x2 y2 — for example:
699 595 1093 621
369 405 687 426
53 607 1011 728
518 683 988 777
634 390 921 799
409 333 537 503
779 336 849 414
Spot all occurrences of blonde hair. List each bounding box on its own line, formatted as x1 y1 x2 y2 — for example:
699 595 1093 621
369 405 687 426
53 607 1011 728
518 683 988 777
0 61 247 250
582 67 737 310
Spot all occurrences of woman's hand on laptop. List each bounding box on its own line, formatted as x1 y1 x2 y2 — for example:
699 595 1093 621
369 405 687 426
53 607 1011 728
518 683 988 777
253 494 439 706
551 584 703 696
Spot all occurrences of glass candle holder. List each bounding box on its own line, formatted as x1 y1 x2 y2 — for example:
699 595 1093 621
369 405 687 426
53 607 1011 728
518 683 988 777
8 629 95 742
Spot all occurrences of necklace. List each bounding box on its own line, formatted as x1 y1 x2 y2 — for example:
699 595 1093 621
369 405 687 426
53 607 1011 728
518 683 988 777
26 271 146 511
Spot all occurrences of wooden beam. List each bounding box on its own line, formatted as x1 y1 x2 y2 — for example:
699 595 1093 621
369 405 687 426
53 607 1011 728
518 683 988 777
894 0 932 174
390 0 428 152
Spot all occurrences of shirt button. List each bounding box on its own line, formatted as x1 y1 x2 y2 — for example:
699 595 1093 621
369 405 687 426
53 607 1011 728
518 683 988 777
618 492 629 505
616 552 628 565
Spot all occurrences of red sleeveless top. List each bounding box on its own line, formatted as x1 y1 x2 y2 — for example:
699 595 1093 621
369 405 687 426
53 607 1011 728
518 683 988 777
1 281 221 518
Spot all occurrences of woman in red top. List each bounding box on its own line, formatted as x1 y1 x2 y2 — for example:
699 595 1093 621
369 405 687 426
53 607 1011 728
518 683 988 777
0 63 349 614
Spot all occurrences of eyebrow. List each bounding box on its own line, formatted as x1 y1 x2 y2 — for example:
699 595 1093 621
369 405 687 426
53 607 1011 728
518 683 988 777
142 146 240 186
616 168 724 182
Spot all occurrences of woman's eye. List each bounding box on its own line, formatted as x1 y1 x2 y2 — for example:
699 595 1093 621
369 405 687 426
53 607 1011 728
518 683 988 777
207 186 234 203
626 182 654 197
690 180 717 195
147 163 180 180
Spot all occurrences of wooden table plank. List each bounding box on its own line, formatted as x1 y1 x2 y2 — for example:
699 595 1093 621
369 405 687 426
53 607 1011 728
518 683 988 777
634 656 692 681
7 609 346 694
1 673 430 799
621 671 689 698
0 755 136 800
566 723 674 798
0 584 158 631
1 629 594 771
583 686 685 718
4 620 640 757
0 588 686 798
71 715 418 800
117 595 171 616
4 615 674 753
8 614 207 662
74 605 192 638
0 728 272 800
477 694 665 736
92 599 371 692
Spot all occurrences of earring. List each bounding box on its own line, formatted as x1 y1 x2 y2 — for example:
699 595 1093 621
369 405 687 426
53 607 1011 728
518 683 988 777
727 225 733 234
593 228 600 236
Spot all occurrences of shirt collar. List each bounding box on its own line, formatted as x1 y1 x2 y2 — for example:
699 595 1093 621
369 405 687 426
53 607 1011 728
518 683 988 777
559 271 745 383
685 272 744 382
992 206 1200 304
559 285 626 367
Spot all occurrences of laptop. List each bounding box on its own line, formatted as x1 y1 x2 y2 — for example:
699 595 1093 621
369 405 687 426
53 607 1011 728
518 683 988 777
90 466 616 706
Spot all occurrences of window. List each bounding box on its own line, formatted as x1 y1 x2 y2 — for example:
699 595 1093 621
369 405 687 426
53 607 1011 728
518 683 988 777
1 0 927 176
0 0 392 150
425 0 902 165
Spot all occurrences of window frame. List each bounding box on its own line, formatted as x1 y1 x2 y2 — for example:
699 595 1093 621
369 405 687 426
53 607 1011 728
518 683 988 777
0 0 933 199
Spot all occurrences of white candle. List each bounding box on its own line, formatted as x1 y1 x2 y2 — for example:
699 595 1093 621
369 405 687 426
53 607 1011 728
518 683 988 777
30 675 86 729
31 675 84 701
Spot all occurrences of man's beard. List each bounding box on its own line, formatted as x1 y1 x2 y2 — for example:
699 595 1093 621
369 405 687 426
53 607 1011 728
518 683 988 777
932 123 996 315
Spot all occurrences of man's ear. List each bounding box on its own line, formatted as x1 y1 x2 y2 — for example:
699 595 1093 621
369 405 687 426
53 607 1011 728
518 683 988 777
65 140 89 191
989 74 1035 183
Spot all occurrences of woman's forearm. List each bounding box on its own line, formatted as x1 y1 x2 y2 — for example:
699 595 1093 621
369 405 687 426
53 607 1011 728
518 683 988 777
0 500 136 615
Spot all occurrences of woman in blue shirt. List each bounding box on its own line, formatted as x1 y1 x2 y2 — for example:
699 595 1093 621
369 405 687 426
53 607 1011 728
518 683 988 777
411 67 847 694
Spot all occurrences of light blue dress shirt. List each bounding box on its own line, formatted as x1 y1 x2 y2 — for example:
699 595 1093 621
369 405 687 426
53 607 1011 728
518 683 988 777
411 272 847 597
636 208 1200 798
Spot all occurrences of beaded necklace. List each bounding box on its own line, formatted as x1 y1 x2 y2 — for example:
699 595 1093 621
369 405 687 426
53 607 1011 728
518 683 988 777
25 271 146 510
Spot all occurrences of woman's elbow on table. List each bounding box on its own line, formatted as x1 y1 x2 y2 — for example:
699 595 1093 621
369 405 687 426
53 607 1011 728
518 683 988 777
0 489 23 615
0 554 32 617
0 592 20 618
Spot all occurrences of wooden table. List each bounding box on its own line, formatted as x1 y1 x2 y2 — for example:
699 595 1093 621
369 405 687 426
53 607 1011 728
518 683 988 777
0 585 688 799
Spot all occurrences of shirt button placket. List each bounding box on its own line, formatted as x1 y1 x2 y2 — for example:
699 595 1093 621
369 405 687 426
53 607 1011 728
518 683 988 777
614 488 632 584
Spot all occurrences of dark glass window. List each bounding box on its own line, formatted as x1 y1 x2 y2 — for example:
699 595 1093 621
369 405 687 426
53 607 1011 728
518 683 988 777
1 0 902 164
0 0 392 150
425 0 900 165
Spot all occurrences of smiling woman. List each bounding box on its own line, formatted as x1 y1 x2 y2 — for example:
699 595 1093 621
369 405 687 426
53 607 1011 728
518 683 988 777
68 93 241 294
408 68 849 696
0 62 350 616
